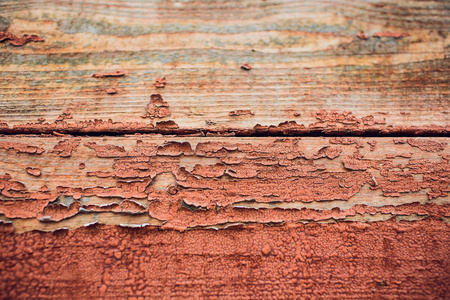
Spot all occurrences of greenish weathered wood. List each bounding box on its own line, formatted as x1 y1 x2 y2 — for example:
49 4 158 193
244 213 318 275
0 0 448 134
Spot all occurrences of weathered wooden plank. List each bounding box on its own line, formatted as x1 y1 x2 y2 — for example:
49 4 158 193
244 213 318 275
0 1 449 134
0 135 448 233
0 220 449 299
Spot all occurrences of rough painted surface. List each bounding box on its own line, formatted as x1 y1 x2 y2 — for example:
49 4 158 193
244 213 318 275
0 136 448 232
0 219 449 299
0 0 449 298
0 31 44 46
1 109 449 136
0 1 449 134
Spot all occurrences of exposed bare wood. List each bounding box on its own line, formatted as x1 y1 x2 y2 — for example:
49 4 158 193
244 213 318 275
0 1 449 135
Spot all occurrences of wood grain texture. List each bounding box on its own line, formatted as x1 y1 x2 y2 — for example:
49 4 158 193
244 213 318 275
0 135 448 233
0 0 449 134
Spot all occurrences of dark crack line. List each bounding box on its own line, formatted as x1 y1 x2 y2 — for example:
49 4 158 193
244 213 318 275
0 128 449 138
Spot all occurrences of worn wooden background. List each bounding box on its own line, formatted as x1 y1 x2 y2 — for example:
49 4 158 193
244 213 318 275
0 0 449 299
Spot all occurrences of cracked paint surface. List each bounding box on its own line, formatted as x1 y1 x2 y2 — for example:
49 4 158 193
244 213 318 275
0 219 448 299
0 136 448 233
1 109 449 136
0 31 44 46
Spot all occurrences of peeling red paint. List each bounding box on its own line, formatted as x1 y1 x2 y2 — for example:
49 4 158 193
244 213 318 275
241 63 252 70
92 71 125 78
367 140 377 151
373 32 411 38
41 201 81 222
55 109 73 122
25 167 41 177
0 141 45 154
0 31 44 46
386 153 412 159
82 199 146 215
52 131 67 137
157 141 193 156
156 120 179 129
141 94 171 119
394 139 407 144
167 185 178 195
153 202 450 231
2 109 449 136
2 137 447 228
52 139 80 157
362 115 375 126
0 175 58 218
330 137 359 145
315 110 363 126
229 110 254 116
357 31 368 40
407 139 446 152
105 88 117 94
10 119 157 135
38 185 49 192
306 146 342 159
155 77 167 88
84 142 126 158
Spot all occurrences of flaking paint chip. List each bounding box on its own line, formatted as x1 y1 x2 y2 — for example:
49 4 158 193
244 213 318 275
26 167 41 177
241 63 252 70
229 110 254 116
373 32 410 38
105 88 117 94
357 31 368 40
0 31 44 46
92 71 125 78
155 77 167 88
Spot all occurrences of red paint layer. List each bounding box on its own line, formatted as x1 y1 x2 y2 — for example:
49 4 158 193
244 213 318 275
373 32 411 38
2 109 449 136
0 141 45 154
229 110 255 116
357 31 368 40
2 137 447 227
25 167 41 177
241 63 252 70
105 88 117 94
52 139 80 157
55 109 73 122
0 219 448 299
141 94 171 119
154 77 167 88
92 71 125 78
0 31 44 46
407 139 447 152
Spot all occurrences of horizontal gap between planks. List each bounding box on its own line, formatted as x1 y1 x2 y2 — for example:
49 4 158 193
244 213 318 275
0 129 448 138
